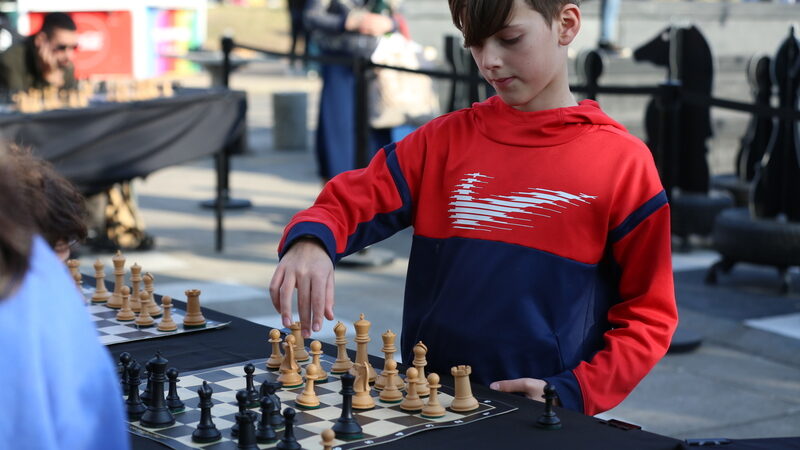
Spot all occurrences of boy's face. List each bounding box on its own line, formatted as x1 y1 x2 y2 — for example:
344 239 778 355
468 0 579 112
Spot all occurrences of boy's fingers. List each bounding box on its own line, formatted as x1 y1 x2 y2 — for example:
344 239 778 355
489 378 533 393
310 274 326 333
268 266 285 313
279 273 296 328
324 271 335 320
297 276 312 338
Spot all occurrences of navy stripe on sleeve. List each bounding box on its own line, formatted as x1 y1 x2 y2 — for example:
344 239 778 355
281 222 337 262
609 190 668 243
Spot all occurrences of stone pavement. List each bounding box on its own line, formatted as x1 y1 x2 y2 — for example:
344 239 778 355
76 61 800 442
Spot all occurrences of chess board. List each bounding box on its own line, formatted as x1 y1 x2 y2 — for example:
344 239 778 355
80 284 229 346
127 354 517 450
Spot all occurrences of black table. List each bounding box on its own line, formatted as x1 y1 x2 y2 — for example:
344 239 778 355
113 305 686 450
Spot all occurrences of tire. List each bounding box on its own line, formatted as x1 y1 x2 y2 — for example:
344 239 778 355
671 193 734 238
712 208 800 266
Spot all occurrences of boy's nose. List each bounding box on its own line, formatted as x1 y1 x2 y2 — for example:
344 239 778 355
477 48 502 71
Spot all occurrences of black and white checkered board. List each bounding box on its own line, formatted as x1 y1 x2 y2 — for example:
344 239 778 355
128 354 517 450
80 284 229 346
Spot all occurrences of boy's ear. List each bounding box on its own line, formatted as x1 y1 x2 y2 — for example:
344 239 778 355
557 4 581 46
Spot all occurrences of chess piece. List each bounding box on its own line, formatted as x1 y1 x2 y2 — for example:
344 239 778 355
295 364 321 409
321 428 335 450
166 368 185 413
351 314 376 382
72 270 83 294
276 408 301 450
135 291 155 328
157 296 178 332
260 381 285 430
256 395 278 444
378 359 403 403
309 340 329 383
267 329 284 370
375 330 404 390
400 367 424 412
277 335 303 388
192 381 222 443
67 259 82 292
235 391 259 449
91 259 111 304
244 363 260 408
183 289 207 328
126 361 147 421
351 362 375 410
421 373 446 419
332 372 363 440
413 342 430 397
119 352 132 392
143 273 162 318
450 365 479 412
110 251 126 308
231 390 248 438
289 322 310 361
140 352 175 428
141 362 153 407
129 262 142 313
331 321 353 374
536 384 562 430
116 286 136 322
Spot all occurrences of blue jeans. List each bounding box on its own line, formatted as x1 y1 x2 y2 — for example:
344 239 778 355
600 0 621 44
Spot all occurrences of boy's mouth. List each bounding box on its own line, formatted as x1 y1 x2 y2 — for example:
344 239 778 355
491 76 515 88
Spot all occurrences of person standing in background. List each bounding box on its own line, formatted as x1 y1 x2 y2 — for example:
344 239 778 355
287 0 309 71
597 0 622 53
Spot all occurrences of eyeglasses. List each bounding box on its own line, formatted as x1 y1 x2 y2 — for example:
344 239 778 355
54 44 78 51
54 239 81 253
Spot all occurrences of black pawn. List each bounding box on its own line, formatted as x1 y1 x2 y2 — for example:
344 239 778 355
536 384 562 430
235 391 259 449
332 372 362 440
256 396 278 444
231 389 249 438
244 363 259 408
140 352 175 428
192 381 222 443
276 408 301 450
261 381 285 430
166 367 185 413
125 361 147 421
118 352 131 392
140 361 153 407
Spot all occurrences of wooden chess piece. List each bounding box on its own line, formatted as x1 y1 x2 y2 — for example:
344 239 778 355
289 322 310 362
266 329 284 370
331 321 353 374
116 286 136 322
375 330 401 390
295 364 321 409
157 296 178 332
183 289 207 328
309 340 329 383
277 335 303 388
450 365 479 412
143 273 162 318
320 428 335 450
192 381 221 443
110 251 126 308
351 362 375 410
256 395 278 444
135 291 155 328
413 342 430 397
91 259 111 304
129 262 142 313
351 314 377 382
67 259 81 292
400 367 424 412
332 373 362 440
421 373 446 419
72 270 83 294
378 359 403 403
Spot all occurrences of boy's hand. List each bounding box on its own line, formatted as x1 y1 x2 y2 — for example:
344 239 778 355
269 238 335 339
490 378 551 403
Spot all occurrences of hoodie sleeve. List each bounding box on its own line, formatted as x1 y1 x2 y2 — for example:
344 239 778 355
546 146 678 416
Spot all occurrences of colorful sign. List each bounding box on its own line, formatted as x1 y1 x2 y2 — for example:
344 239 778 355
145 8 203 77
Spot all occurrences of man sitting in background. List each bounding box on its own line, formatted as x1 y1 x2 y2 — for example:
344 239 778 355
0 12 78 94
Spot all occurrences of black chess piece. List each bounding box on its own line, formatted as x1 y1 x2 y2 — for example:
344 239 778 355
125 361 147 421
192 381 222 443
536 384 562 430
235 390 259 449
140 352 175 428
231 389 249 438
166 367 185 413
244 363 259 408
118 352 131 392
276 408 301 450
332 372 362 440
261 381 285 430
256 395 278 444
140 361 153 407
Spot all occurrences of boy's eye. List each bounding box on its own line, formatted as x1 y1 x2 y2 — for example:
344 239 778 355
501 36 522 45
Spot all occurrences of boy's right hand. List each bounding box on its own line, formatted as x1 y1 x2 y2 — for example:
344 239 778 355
269 238 335 339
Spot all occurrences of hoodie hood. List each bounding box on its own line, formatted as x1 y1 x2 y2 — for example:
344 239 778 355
471 96 627 148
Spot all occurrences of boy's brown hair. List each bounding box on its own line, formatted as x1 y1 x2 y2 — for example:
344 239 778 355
0 149 34 300
449 0 580 48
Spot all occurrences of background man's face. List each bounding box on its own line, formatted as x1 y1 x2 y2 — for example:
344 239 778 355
45 28 78 67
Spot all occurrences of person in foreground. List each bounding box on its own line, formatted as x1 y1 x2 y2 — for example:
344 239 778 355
0 150 129 449
270 0 678 416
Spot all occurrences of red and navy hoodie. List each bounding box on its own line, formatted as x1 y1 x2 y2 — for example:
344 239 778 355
279 97 678 415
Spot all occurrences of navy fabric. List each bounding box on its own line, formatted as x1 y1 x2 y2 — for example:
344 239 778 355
609 190 668 243
281 221 338 262
544 369 584 412
401 235 616 410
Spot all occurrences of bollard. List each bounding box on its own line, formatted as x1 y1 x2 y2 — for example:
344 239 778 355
272 92 308 151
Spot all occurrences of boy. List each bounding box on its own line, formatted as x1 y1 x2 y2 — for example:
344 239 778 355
270 0 677 416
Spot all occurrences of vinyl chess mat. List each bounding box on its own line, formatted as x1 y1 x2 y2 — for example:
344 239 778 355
80 284 229 346
128 354 517 449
